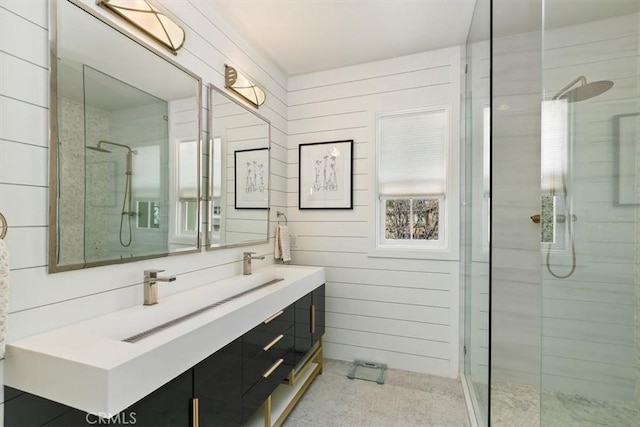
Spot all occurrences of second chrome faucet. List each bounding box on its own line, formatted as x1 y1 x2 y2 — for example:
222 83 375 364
144 269 176 305
242 252 265 275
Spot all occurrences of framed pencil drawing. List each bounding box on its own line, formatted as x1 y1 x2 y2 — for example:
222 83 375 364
234 147 269 209
298 140 353 209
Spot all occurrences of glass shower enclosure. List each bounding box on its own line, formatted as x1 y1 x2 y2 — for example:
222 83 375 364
57 60 170 266
462 0 640 425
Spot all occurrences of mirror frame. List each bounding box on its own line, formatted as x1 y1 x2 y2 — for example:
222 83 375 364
48 0 203 273
205 84 271 250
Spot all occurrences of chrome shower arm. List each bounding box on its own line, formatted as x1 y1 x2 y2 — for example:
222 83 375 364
98 140 135 153
552 76 586 100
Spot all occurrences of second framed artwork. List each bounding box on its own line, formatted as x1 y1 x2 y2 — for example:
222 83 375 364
298 140 353 209
235 148 269 209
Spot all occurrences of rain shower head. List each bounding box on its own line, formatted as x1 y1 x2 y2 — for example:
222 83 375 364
86 145 111 153
553 76 613 102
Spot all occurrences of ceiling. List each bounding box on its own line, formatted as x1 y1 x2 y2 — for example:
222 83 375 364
211 0 640 77
211 0 477 76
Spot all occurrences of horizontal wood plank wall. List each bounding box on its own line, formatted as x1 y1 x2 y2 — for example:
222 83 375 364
540 13 639 402
287 47 462 377
0 0 288 398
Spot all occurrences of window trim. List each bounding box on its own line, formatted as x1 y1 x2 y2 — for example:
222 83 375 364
369 105 459 261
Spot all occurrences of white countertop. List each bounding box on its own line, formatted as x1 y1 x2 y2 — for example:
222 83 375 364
4 265 325 416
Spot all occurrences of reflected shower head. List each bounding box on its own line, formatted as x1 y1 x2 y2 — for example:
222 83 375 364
86 145 111 153
553 76 613 103
98 140 135 153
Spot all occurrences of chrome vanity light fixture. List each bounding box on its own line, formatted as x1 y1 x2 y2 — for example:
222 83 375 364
97 0 186 55
225 65 266 108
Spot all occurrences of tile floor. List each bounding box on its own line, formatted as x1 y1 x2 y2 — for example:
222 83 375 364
282 359 470 427
488 381 640 427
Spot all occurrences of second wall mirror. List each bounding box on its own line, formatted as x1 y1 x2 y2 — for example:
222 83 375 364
207 85 270 249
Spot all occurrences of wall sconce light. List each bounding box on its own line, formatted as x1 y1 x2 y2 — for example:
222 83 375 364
225 65 266 108
97 0 185 55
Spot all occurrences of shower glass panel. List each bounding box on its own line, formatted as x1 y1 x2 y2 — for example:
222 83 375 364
82 65 169 262
540 1 640 425
462 0 491 424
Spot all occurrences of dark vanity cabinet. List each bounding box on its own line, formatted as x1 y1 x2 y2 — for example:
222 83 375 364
8 368 194 427
194 337 243 426
4 284 325 427
294 284 325 363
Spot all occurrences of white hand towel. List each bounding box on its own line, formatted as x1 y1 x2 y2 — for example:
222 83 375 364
274 224 291 263
0 239 10 359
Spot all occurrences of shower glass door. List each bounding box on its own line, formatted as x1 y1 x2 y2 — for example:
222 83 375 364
540 1 640 424
463 0 490 424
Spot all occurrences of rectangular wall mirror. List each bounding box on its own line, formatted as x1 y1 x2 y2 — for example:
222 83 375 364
207 85 270 249
50 0 202 272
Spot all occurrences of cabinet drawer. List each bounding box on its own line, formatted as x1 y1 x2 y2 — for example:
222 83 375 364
242 358 292 423
253 306 294 335
243 325 293 363
243 334 293 393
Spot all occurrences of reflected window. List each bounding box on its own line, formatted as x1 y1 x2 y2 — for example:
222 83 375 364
177 139 198 237
541 100 569 248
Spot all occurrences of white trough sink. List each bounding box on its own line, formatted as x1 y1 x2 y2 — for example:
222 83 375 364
4 265 325 416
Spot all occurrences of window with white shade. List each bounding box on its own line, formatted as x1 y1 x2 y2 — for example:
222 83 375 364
541 99 569 246
177 139 198 235
376 107 449 248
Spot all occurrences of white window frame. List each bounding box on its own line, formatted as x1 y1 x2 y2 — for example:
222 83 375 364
370 105 459 261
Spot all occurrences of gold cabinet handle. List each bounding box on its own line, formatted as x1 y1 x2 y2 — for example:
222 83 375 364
263 334 284 352
262 358 284 378
191 398 199 427
310 304 316 334
264 310 284 324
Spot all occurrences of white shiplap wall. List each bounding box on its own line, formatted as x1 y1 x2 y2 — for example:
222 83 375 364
0 0 289 411
287 47 462 378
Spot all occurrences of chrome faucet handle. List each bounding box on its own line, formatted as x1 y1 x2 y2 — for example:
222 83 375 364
144 269 165 280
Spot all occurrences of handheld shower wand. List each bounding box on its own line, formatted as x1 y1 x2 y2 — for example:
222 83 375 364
88 140 137 247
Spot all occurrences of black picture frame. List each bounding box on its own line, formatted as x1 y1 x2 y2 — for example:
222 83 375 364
298 140 353 209
234 147 269 209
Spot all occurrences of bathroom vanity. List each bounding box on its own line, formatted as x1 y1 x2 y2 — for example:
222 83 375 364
4 265 325 426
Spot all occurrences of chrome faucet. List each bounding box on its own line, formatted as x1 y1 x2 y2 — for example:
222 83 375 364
143 269 176 305
242 252 265 275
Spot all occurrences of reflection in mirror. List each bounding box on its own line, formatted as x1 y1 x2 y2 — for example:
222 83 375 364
51 0 201 272
207 85 270 249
